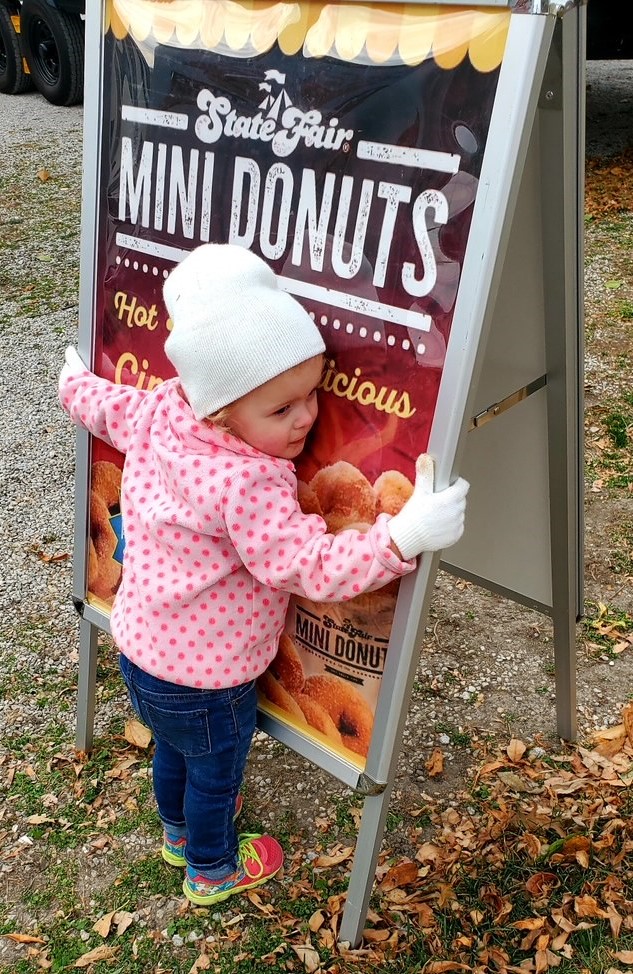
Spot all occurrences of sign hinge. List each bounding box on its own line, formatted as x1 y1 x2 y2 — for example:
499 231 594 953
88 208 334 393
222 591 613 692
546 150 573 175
354 773 388 795
469 374 547 430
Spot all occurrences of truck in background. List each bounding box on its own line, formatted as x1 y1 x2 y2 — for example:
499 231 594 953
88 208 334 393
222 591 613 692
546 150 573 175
0 0 83 105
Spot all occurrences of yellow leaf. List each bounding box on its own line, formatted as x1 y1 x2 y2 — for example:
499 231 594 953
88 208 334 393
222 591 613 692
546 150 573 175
37 168 51 182
2 933 47 944
124 719 152 748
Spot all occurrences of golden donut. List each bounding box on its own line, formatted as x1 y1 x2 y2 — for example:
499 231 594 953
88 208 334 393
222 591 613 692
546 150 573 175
257 671 307 724
302 675 374 757
374 470 414 517
89 492 121 603
297 480 323 517
310 461 376 534
294 694 343 745
91 460 122 509
269 633 304 695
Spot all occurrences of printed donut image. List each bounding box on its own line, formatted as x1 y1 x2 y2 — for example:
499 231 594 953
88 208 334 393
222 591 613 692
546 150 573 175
294 693 343 746
302 674 374 757
88 460 123 605
91 459 122 508
89 492 120 602
297 480 323 517
310 461 376 534
374 469 414 517
269 633 304 695
257 671 307 724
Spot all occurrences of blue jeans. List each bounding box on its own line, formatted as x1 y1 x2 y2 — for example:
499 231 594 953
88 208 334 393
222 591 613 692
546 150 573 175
119 654 257 878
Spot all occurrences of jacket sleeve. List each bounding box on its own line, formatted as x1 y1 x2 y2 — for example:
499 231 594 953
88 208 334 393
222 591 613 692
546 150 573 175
220 466 415 602
59 363 148 455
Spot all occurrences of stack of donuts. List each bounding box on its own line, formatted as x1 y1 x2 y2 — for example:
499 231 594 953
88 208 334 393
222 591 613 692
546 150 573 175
88 459 122 605
258 460 414 758
258 634 375 758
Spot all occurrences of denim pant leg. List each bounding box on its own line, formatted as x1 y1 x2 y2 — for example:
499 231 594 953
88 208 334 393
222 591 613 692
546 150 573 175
119 655 257 877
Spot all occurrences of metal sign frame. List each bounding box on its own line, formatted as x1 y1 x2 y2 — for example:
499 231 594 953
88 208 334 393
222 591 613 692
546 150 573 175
71 0 584 947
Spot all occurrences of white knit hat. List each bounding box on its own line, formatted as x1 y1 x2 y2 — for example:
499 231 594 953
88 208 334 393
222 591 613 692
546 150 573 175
163 244 325 420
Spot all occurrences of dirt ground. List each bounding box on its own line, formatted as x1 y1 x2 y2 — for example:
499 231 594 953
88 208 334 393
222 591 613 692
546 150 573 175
0 60 631 973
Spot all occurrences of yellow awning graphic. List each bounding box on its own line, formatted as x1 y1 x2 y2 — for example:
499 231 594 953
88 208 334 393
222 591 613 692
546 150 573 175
106 0 510 71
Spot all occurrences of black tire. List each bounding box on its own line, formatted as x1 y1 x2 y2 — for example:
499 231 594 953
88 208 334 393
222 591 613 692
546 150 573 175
21 0 83 106
0 4 34 94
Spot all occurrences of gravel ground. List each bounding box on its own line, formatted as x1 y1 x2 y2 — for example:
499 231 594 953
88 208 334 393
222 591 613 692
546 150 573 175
0 62 631 956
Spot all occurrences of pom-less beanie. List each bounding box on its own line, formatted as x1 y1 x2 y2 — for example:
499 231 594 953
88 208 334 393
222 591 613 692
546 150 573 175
163 244 326 420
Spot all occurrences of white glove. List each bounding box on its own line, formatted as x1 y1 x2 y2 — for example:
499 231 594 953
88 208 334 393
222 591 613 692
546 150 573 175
59 345 88 388
64 346 86 371
387 454 469 560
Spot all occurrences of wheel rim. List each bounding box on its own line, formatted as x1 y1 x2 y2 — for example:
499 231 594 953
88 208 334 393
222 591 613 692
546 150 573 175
30 17 59 85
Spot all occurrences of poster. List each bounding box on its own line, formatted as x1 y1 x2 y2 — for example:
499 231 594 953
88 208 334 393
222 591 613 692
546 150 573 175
86 0 509 770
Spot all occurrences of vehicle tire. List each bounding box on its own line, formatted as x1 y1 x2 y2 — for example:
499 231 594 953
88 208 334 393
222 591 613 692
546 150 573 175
0 4 34 94
21 0 83 106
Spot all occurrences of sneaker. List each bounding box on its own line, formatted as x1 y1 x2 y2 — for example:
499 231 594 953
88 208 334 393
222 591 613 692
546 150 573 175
183 833 283 905
161 793 244 868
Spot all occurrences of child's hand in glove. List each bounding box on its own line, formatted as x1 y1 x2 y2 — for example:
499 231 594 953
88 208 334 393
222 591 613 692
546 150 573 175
387 454 469 560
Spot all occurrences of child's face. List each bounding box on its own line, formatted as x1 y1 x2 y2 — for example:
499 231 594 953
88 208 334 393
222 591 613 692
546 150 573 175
225 355 323 460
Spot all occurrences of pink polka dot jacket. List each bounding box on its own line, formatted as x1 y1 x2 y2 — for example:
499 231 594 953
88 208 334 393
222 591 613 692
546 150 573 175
59 364 415 690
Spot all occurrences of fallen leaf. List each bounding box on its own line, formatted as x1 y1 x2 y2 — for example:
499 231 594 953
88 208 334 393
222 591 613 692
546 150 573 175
308 910 325 932
507 739 527 762
378 860 418 891
574 894 610 919
189 954 211 973
362 928 391 942
37 168 51 182
613 951 633 964
75 944 118 967
291 943 321 972
425 748 444 777
92 912 115 938
124 719 152 748
115 911 134 936
424 963 471 972
497 771 542 794
2 934 47 944
623 703 633 746
525 872 559 898
313 846 354 868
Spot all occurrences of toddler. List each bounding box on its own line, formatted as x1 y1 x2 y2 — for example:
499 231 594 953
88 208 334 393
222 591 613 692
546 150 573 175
59 243 468 906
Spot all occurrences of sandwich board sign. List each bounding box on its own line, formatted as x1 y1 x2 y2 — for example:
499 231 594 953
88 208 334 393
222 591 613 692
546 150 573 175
72 0 584 945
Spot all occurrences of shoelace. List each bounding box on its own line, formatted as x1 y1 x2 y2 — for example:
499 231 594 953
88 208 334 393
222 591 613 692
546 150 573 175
238 834 265 879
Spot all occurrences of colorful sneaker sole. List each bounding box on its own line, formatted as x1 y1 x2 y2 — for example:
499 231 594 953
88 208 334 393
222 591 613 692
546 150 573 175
182 863 282 906
161 793 244 868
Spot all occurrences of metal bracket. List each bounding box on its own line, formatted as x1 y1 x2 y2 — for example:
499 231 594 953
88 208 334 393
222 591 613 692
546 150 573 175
469 374 547 431
354 773 388 795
